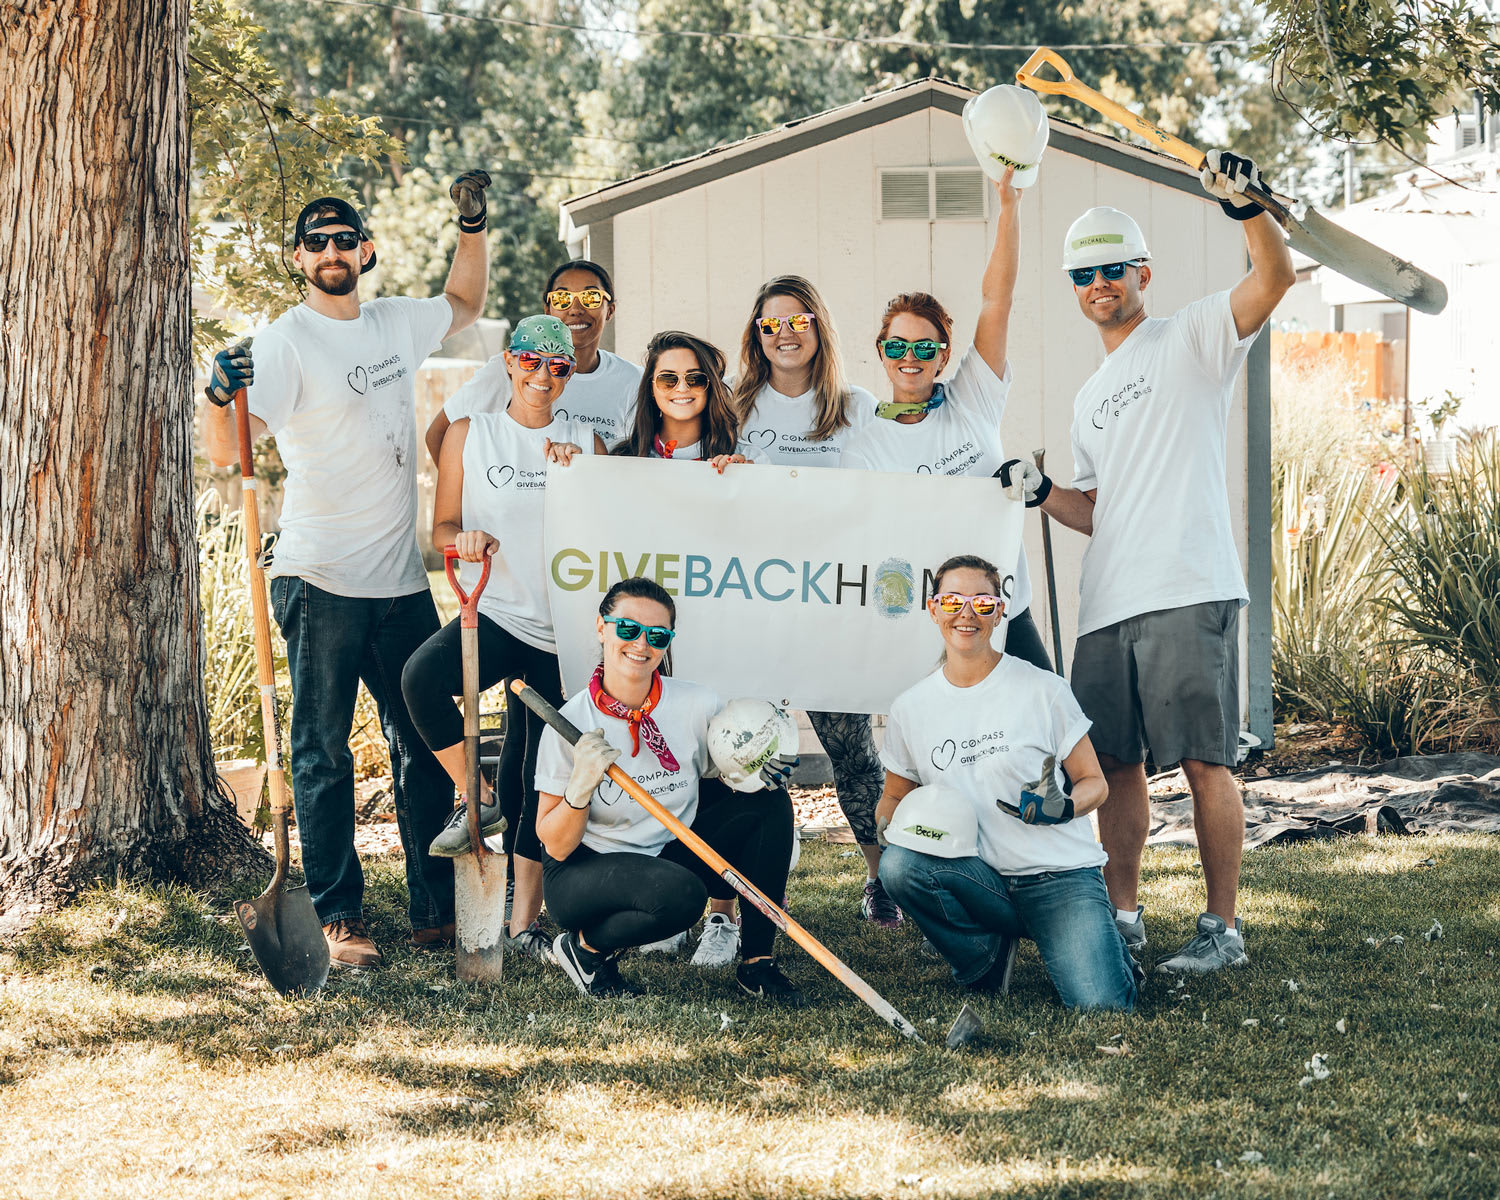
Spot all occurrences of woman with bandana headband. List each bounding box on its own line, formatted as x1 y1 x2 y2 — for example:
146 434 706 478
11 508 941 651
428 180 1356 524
841 167 1052 675
402 314 603 964
533 577 804 1004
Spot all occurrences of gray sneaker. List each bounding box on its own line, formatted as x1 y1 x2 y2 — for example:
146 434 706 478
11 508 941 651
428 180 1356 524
1116 905 1147 955
691 913 741 967
637 931 689 955
428 796 505 857
1156 913 1248 974
506 920 556 963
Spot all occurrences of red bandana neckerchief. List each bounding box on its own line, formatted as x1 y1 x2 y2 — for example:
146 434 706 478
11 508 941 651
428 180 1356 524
588 663 680 772
652 435 682 460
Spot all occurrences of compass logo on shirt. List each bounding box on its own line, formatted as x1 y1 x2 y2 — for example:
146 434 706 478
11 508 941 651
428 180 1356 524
1091 374 1152 430
486 464 515 488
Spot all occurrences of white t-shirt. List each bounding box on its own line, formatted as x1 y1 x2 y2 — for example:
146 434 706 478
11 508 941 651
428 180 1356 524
534 678 721 857
459 408 594 652
248 295 452 597
445 348 640 450
842 348 1032 616
735 382 877 466
1069 291 1255 636
881 655 1103 877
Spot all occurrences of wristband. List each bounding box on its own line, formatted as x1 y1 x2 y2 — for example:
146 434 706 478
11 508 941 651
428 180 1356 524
1028 472 1053 509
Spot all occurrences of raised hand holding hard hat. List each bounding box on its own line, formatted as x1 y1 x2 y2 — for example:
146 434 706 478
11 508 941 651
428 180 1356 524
1060 206 1151 272
707 699 800 793
885 784 979 859
963 84 1049 187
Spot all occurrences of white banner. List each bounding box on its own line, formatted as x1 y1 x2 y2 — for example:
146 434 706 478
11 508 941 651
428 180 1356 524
544 456 1024 714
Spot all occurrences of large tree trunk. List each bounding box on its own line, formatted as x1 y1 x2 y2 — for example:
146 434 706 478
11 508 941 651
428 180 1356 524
0 0 267 935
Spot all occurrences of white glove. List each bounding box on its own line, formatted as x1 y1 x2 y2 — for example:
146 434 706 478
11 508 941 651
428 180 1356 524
564 729 619 809
995 458 1052 508
1199 150 1265 221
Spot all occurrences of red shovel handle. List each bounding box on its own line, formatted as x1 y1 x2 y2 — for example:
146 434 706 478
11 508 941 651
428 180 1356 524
444 544 492 628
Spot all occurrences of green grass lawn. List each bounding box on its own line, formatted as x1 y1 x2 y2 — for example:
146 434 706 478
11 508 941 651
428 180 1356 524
2 837 1497 1199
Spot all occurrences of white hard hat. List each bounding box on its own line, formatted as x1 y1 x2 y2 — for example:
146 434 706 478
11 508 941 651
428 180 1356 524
886 784 979 859
707 698 798 793
962 85 1049 188
1061 206 1151 271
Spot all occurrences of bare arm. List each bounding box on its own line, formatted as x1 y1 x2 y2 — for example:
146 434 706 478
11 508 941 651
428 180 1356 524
972 174 1020 377
874 770 920 839
1039 485 1097 536
1228 211 1295 340
536 790 589 860
424 407 453 468
1060 734 1108 818
432 418 471 551
441 228 489 340
200 396 267 469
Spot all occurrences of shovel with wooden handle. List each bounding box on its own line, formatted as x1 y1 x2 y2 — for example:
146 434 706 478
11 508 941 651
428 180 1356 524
1015 47 1449 316
1032 448 1065 677
445 545 507 983
231 385 331 997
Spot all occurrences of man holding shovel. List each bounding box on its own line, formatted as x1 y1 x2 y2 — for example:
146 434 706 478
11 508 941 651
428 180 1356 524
202 175 492 968
999 152 1294 973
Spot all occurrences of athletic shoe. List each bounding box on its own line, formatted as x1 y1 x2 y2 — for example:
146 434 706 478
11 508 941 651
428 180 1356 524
637 931 689 955
407 922 456 951
1156 913 1249 974
553 931 643 999
918 935 944 961
736 957 806 1006
691 913 741 967
965 937 1017 995
860 878 903 928
428 795 505 857
1115 905 1148 955
323 918 382 970
506 920 556 963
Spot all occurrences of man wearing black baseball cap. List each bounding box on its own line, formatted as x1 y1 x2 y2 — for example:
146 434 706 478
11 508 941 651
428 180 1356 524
201 172 492 969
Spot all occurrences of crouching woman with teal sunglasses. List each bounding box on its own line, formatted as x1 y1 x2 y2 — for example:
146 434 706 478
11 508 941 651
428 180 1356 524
534 577 805 1004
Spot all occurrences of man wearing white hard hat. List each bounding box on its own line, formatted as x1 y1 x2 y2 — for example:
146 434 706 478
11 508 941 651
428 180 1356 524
997 150 1295 975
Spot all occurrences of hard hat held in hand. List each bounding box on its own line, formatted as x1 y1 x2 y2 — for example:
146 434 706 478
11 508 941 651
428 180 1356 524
885 784 979 859
707 699 799 793
962 84 1049 187
1061 206 1151 271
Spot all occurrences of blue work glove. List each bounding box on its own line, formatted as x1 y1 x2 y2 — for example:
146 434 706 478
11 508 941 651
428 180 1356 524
205 338 253 407
997 755 1076 825
450 170 492 233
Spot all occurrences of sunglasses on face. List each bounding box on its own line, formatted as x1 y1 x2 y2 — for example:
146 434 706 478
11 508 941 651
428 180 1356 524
653 370 710 391
933 592 1004 616
879 337 948 361
301 231 363 252
1068 261 1142 287
514 351 575 378
602 616 676 649
546 286 611 311
756 313 815 336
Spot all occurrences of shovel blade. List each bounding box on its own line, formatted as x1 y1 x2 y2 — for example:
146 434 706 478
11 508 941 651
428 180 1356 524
236 884 330 997
946 1002 985 1049
1283 204 1448 315
455 849 507 983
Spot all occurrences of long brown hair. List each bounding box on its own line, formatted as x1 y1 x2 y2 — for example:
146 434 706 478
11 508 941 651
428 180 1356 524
613 331 740 459
732 275 854 441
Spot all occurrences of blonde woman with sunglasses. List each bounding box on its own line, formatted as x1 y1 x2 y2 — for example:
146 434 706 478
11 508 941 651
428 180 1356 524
403 315 604 964
424 259 642 463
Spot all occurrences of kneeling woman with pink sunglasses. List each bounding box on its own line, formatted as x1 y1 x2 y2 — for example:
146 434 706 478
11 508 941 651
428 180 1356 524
534 577 804 1004
875 554 1137 1011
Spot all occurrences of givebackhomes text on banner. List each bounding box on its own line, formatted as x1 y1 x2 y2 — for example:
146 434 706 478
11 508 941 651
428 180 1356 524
544 456 1025 713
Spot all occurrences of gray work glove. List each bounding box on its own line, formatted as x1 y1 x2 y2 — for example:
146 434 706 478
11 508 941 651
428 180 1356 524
450 169 492 233
564 728 620 809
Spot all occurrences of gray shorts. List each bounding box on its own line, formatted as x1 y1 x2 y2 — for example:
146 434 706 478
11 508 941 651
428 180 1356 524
1071 600 1241 768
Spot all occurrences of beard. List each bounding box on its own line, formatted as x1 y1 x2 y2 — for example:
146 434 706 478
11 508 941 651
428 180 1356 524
310 262 358 297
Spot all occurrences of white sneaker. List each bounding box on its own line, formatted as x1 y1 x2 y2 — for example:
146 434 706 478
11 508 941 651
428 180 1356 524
691 912 741 967
637 931 688 955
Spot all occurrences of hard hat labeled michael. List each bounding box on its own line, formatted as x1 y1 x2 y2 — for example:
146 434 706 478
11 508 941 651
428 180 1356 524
707 698 798 793
963 85 1049 188
1061 206 1151 271
886 784 979 859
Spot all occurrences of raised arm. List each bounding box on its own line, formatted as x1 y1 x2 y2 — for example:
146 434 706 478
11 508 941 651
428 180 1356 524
971 170 1021 377
442 171 492 339
1198 151 1296 340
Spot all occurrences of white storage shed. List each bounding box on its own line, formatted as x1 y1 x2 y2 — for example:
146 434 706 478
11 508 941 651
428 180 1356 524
560 77 1274 748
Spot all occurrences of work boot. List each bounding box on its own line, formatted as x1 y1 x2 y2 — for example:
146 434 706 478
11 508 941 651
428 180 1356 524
407 922 457 951
324 918 382 969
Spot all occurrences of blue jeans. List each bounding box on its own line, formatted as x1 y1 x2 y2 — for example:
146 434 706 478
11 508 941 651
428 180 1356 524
879 847 1136 1011
270 577 456 930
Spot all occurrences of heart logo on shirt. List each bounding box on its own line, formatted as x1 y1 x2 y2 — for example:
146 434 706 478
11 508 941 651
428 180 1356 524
746 429 776 449
486 464 515 488
1091 398 1110 430
554 406 571 423
597 779 623 806
347 365 368 395
916 463 933 474
930 739 957 771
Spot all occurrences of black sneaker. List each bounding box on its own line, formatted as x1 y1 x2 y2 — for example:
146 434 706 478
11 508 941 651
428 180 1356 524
736 957 807 1006
429 795 506 858
552 931 642 999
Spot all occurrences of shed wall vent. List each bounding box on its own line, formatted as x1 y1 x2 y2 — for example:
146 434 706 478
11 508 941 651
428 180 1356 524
879 167 988 221
881 170 931 220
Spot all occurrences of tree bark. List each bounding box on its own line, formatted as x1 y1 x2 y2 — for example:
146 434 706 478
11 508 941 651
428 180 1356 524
0 0 267 936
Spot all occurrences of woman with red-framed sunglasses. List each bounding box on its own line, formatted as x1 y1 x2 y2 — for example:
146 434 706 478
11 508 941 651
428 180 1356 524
402 315 605 964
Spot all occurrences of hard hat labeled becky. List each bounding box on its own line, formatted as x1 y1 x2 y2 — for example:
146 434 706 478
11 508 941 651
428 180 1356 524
707 698 799 793
1060 206 1151 271
886 784 979 859
962 84 1049 188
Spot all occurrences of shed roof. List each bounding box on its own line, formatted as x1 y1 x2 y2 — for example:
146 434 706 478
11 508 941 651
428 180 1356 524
562 76 1203 227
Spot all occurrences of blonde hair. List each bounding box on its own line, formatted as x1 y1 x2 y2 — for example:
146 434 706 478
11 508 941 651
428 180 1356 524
732 275 854 442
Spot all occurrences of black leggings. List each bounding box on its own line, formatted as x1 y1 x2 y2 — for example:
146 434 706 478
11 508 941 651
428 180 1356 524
543 778 794 960
401 612 562 862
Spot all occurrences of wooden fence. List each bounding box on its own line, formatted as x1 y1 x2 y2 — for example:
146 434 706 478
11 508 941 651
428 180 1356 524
1271 330 1405 401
